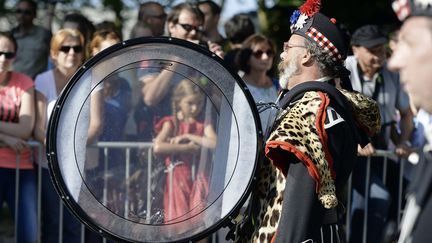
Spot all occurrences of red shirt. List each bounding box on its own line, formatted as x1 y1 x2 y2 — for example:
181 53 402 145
0 72 34 169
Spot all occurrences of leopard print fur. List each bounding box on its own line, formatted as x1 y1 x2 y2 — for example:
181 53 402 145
235 158 285 243
235 91 336 243
235 88 380 242
253 161 285 242
339 89 381 136
267 91 337 209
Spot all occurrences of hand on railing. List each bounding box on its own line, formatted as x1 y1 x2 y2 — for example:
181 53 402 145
0 134 28 153
358 143 375 156
394 141 412 159
358 143 409 160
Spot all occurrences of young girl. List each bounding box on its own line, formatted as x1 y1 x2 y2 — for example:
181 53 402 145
153 79 217 223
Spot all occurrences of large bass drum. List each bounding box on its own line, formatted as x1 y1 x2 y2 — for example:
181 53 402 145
46 37 263 242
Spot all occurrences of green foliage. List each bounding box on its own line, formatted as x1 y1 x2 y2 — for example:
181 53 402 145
103 0 123 14
0 0 9 14
257 0 299 55
276 0 303 7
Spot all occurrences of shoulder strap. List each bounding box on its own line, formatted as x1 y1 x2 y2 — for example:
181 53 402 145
279 81 350 112
279 81 361 143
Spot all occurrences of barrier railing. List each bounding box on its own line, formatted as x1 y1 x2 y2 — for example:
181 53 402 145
1 142 415 243
345 149 416 243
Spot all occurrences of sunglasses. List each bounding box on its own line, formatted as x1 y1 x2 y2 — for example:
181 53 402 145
15 9 33 15
59 45 83 54
0 51 16 59
177 23 203 33
252 50 274 58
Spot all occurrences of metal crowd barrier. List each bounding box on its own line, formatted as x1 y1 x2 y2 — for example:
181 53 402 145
1 142 415 243
1 141 150 243
345 149 415 243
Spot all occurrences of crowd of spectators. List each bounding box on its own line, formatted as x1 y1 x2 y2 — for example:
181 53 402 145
1 0 432 242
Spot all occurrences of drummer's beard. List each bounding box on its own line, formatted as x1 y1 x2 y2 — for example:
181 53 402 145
278 58 300 90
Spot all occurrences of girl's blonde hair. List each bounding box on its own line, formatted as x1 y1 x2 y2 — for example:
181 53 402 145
170 79 205 135
172 79 205 117
50 28 85 61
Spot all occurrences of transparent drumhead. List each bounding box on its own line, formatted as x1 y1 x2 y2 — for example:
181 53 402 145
47 37 262 242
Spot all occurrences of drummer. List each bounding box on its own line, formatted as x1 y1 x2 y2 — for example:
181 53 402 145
236 0 380 241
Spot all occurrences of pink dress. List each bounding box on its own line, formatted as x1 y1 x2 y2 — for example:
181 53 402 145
155 116 210 223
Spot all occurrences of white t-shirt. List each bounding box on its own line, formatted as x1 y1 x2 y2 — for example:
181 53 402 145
35 70 58 124
35 70 58 168
245 82 278 133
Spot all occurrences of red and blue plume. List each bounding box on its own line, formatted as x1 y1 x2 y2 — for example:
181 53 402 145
299 0 322 16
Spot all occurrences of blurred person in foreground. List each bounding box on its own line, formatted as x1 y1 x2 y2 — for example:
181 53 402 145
33 29 87 243
235 0 379 241
0 31 37 243
346 24 414 243
388 0 432 242
11 0 51 79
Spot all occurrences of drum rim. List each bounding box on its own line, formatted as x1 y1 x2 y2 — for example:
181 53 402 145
46 36 263 242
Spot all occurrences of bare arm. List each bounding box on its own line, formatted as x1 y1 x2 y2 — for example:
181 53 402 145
397 106 414 144
358 143 376 156
87 90 104 144
183 124 217 149
0 133 27 152
0 88 35 139
153 121 200 156
33 90 48 145
394 106 415 158
141 71 175 106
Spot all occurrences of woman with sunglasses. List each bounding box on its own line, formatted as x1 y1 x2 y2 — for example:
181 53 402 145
33 28 87 243
238 34 279 129
0 31 37 243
